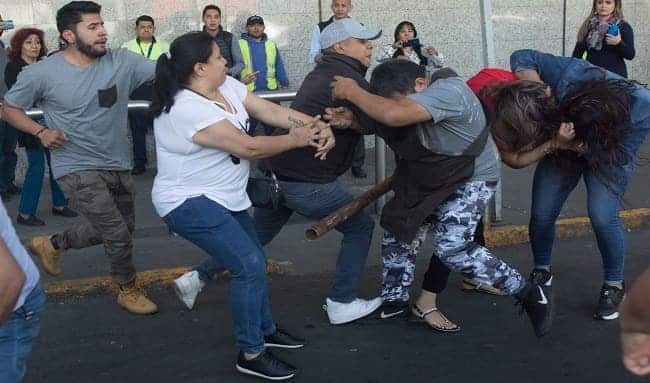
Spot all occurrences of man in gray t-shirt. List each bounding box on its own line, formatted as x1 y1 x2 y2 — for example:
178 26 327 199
1 1 158 315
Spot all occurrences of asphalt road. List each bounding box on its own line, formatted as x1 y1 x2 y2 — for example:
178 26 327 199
24 228 650 383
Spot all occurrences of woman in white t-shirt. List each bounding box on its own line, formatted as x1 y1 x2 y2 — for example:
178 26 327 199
150 32 334 381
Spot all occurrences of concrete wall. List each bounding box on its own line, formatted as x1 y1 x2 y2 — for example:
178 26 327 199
1 0 648 177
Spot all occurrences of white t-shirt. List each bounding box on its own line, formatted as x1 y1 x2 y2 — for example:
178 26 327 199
152 76 252 217
0 202 40 312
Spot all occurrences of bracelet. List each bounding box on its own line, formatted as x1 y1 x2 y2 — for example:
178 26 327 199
34 128 46 137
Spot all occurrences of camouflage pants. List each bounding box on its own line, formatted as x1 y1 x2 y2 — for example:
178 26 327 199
381 181 525 302
56 170 136 285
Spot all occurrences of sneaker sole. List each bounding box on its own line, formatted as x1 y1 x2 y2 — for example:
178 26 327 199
172 281 195 310
264 343 304 349
235 364 296 380
595 311 619 321
326 300 383 325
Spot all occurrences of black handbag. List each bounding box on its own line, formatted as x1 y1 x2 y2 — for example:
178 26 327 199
246 170 283 210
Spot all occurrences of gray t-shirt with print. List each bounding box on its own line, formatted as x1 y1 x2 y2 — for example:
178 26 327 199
408 76 500 183
3 48 155 179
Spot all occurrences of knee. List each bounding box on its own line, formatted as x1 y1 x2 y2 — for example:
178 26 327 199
236 251 267 282
588 208 620 232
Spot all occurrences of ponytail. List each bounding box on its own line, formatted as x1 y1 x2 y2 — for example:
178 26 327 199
149 31 216 118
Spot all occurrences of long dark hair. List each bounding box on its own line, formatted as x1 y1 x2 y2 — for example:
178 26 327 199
490 78 636 172
150 31 215 117
561 79 635 168
393 21 428 66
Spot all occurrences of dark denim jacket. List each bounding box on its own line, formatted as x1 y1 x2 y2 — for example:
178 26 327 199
510 49 650 196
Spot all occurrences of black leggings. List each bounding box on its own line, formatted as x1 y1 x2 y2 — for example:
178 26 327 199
421 218 485 294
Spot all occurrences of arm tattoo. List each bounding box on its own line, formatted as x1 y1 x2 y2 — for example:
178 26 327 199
288 116 307 129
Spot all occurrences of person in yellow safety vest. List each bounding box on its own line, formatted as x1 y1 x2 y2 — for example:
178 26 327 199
122 15 169 61
121 15 169 175
238 15 290 92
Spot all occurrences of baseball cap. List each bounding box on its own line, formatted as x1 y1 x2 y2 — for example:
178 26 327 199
246 15 264 26
319 18 382 49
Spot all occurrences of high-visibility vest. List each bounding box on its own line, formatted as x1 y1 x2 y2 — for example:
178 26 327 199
123 38 168 61
238 39 278 92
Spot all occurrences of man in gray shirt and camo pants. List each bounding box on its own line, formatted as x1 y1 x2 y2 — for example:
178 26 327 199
1 1 158 315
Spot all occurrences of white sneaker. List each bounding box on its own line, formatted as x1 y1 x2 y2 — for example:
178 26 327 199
324 297 382 325
173 271 205 310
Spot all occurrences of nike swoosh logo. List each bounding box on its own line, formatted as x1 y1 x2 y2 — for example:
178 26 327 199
380 310 404 319
537 286 548 305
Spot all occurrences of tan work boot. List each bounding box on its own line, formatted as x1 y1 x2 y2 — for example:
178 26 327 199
117 282 159 315
28 235 64 276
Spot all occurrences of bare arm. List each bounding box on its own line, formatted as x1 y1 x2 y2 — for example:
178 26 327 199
499 141 556 169
1 103 68 149
0 237 26 325
499 122 581 169
192 116 322 161
515 69 543 83
330 76 431 127
243 92 335 157
620 268 650 376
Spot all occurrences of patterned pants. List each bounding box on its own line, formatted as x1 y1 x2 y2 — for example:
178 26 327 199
381 181 525 302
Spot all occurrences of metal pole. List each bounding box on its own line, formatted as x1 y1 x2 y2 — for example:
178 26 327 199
562 0 567 55
479 0 496 67
479 0 502 224
374 136 387 213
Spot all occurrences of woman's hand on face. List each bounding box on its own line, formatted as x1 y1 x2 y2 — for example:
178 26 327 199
605 33 622 45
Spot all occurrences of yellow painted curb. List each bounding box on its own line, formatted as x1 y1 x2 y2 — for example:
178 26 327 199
44 259 290 296
485 208 650 248
44 209 650 296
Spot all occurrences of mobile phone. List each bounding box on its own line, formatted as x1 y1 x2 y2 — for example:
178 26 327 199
402 38 421 48
607 23 619 36
2 20 14 30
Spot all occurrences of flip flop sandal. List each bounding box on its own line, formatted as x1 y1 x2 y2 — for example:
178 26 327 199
461 278 506 296
410 305 461 333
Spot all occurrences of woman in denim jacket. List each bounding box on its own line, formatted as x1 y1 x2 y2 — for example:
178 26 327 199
491 49 650 322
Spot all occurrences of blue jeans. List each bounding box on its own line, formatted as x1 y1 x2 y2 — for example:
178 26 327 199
0 282 46 383
164 196 275 353
196 180 375 303
0 121 18 192
19 144 67 215
529 158 632 283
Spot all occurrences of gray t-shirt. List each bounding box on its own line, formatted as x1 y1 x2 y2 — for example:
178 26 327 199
3 48 155 179
408 76 500 183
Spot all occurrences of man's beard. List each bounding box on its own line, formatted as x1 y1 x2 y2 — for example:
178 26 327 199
76 38 106 58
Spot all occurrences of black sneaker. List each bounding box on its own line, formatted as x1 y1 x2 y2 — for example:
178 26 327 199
52 207 78 218
264 327 305 349
594 283 625 321
236 350 297 381
17 214 46 226
516 281 553 337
